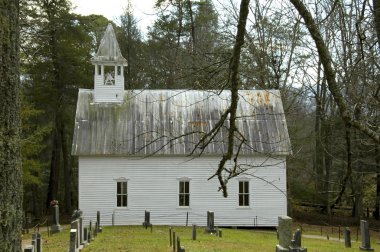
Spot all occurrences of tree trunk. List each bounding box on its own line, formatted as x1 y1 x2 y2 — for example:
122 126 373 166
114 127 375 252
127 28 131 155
290 0 380 144
0 0 23 250
375 146 380 219
46 122 62 208
62 124 72 214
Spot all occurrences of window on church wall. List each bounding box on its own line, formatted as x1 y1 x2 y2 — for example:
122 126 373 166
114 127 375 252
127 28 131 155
238 181 249 207
179 180 190 207
117 66 122 76
117 181 128 207
104 65 115 85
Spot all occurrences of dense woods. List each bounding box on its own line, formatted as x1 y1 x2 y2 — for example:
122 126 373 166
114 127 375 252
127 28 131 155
1 0 379 246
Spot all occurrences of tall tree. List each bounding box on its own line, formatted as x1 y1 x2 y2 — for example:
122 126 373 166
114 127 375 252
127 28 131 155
0 0 23 250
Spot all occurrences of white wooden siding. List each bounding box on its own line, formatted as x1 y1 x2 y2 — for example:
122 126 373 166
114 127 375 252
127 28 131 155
94 75 124 103
79 156 286 227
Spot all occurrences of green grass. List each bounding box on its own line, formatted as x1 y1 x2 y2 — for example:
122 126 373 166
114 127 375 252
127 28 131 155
23 225 380 252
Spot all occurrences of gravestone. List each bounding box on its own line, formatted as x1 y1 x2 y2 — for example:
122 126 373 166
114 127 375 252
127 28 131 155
177 236 185 252
289 229 307 252
69 229 78 252
31 233 37 251
71 219 80 250
276 216 292 252
359 220 374 251
94 221 98 238
219 229 223 238
79 216 84 246
143 210 152 229
50 205 63 233
84 227 88 244
345 227 351 248
24 245 34 252
36 233 42 252
89 220 93 241
97 211 102 232
206 211 216 233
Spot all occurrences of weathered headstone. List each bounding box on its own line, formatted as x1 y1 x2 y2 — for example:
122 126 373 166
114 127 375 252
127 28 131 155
359 220 374 251
84 227 88 244
79 216 84 246
192 224 196 240
97 211 102 232
69 229 78 252
219 229 223 238
143 210 152 229
31 233 37 251
289 229 307 252
177 236 185 252
24 245 34 252
206 211 215 233
36 233 42 252
276 216 292 252
345 227 351 248
94 221 98 238
89 220 93 241
50 205 63 233
71 219 80 249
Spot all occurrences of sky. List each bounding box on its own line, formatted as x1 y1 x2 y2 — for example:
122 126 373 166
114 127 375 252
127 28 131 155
70 0 158 32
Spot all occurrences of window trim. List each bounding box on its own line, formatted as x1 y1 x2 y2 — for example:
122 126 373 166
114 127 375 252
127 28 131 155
114 177 129 208
237 178 251 208
177 177 191 208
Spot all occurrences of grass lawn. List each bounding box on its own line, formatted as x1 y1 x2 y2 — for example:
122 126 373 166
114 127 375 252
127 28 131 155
23 225 380 252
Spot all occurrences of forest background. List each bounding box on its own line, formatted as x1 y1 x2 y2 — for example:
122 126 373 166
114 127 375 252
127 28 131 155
19 0 380 222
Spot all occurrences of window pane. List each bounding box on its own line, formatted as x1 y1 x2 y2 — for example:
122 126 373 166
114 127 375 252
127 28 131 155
117 182 121 194
179 182 184 193
239 181 243 193
122 195 127 207
239 194 243 206
179 194 184 206
184 195 189 206
185 181 189 193
117 195 121 207
244 181 249 194
122 182 127 194
244 194 249 206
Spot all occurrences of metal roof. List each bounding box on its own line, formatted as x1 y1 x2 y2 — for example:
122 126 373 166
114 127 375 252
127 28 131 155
72 89 292 156
91 23 127 65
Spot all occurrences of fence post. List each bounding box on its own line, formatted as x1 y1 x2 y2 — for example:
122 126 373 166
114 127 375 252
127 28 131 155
192 224 196 240
186 212 188 227
173 231 176 252
169 227 172 246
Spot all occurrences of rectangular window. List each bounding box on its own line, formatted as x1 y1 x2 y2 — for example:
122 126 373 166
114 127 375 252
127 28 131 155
239 181 249 206
179 181 190 207
117 181 128 207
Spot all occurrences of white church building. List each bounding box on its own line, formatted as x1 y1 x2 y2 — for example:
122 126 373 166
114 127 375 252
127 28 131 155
72 24 292 227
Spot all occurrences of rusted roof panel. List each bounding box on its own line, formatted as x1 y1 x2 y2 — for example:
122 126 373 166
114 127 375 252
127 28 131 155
72 89 292 156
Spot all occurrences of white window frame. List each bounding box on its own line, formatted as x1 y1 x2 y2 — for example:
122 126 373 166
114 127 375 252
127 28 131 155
237 178 250 208
177 177 191 208
114 177 128 208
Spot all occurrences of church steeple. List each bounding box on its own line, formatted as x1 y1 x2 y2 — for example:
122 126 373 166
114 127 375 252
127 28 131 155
92 24 128 103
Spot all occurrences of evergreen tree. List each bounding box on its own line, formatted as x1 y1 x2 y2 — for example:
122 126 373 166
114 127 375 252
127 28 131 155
0 0 23 250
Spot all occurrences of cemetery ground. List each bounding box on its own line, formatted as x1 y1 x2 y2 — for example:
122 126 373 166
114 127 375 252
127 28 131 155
22 223 380 251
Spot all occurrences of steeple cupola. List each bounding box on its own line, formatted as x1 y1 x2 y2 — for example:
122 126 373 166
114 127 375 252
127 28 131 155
91 24 128 103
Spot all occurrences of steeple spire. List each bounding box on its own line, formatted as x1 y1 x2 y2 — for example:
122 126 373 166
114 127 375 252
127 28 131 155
92 24 128 65
92 24 127 103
